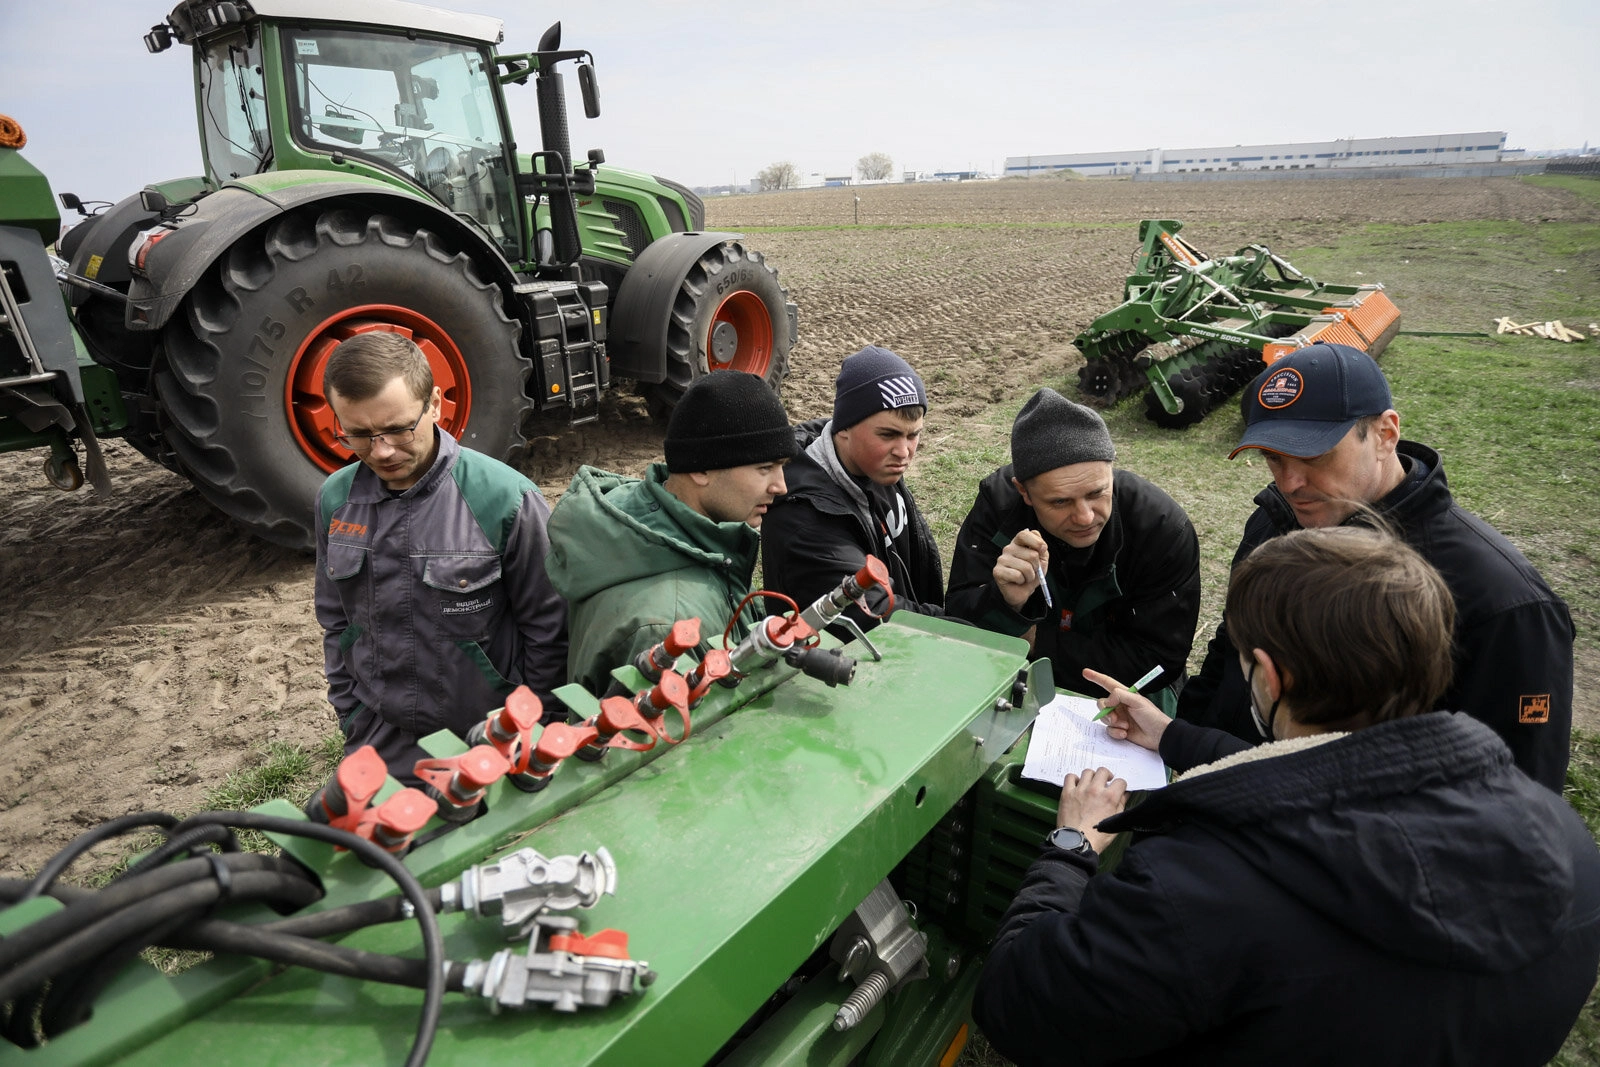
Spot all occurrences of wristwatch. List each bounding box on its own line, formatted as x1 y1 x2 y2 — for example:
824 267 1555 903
1044 826 1095 856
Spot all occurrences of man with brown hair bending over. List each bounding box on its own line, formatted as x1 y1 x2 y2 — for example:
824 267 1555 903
314 331 567 784
974 527 1600 1066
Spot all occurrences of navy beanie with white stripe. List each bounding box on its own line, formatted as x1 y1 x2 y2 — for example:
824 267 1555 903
832 346 928 431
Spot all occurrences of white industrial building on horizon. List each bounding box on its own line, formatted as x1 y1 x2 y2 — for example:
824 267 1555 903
1005 132 1509 177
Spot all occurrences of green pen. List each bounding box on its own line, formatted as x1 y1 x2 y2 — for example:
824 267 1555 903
1091 664 1164 721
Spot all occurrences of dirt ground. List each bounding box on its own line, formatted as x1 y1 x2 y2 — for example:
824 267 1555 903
1 176 1593 878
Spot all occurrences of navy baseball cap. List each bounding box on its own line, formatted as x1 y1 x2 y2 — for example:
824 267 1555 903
1230 344 1393 459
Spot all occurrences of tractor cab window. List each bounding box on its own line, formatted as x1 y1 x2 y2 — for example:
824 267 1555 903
196 30 270 182
282 28 519 258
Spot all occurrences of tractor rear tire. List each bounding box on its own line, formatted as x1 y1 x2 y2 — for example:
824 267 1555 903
155 208 528 549
647 241 790 416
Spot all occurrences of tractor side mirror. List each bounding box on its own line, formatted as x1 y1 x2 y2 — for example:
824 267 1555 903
578 63 600 118
144 24 173 53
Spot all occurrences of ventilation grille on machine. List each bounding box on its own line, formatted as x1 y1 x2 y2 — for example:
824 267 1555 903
601 198 648 259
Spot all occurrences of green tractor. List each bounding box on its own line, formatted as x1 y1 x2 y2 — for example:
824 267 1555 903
29 0 794 548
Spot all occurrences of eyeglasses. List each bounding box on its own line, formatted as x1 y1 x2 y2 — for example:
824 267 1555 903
334 406 428 452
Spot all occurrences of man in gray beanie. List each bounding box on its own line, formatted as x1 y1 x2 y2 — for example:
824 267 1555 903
547 371 798 694
946 388 1201 708
762 345 946 636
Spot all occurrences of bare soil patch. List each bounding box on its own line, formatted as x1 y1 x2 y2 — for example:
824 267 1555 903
2 176 1593 877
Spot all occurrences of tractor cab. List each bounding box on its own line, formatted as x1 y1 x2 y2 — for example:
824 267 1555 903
153 0 526 261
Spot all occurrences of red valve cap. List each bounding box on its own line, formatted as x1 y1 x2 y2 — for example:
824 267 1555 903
597 695 648 734
858 554 891 590
373 788 438 837
535 722 593 761
548 928 631 959
664 618 701 657
651 670 689 711
499 686 543 732
698 649 732 682
456 745 511 791
336 745 388 807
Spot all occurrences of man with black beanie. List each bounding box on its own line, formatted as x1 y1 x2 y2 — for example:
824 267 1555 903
762 346 946 636
946 388 1201 708
546 371 798 694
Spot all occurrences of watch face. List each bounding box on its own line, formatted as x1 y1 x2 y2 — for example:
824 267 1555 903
1047 826 1091 854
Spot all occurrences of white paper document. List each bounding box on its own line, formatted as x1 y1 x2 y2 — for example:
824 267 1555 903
1021 693 1169 791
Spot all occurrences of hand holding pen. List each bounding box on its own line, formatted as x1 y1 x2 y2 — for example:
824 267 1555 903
1082 666 1171 753
993 529 1051 611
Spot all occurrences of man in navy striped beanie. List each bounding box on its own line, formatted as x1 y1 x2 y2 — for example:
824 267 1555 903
762 346 946 636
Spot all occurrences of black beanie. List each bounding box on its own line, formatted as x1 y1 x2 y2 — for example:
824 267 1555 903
832 346 927 431
1010 388 1115 482
664 372 798 473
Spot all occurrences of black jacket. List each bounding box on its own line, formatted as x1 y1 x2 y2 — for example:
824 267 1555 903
973 713 1600 1066
1177 441 1574 791
945 466 1200 695
761 418 944 633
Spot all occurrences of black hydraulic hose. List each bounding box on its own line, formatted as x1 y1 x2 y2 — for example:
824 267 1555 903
0 853 291 976
253 889 445 940
120 823 240 879
163 920 468 992
17 812 180 901
0 870 322 1004
39 911 196 1041
169 811 445 1067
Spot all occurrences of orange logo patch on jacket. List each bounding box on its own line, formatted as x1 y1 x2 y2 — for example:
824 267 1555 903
1519 694 1551 724
329 518 369 539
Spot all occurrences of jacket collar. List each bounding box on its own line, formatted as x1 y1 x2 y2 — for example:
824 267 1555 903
1256 439 1450 534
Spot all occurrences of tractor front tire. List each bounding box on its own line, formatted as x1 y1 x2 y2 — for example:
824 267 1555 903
648 240 791 416
156 209 528 549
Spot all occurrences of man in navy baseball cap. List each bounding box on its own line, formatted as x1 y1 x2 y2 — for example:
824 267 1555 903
1174 342 1575 794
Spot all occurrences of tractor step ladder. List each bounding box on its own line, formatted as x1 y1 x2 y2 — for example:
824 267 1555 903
514 280 608 425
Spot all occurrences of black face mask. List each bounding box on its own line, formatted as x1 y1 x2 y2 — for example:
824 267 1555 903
1246 661 1281 740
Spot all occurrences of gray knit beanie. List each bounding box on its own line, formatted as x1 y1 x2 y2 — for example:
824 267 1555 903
664 372 798 473
832 346 927 431
1010 388 1115 482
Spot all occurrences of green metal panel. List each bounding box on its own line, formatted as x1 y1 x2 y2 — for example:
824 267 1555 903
0 148 62 244
29 616 1034 1066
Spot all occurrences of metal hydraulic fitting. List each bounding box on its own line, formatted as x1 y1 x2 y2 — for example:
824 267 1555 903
798 554 892 634
726 614 815 678
827 878 929 1031
303 744 387 832
457 914 654 1014
413 745 510 824
783 645 857 687
439 845 617 938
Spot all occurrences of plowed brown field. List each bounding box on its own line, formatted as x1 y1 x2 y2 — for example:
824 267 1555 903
1 176 1591 877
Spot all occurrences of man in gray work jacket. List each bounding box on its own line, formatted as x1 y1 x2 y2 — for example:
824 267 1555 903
314 332 567 784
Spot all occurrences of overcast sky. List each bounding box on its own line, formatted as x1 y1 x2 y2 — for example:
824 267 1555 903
5 0 1595 210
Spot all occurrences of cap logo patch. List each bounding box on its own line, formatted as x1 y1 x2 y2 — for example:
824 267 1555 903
878 375 921 409
1258 368 1304 409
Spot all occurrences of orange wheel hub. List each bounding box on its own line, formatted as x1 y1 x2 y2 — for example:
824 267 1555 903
285 305 471 473
706 290 774 378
